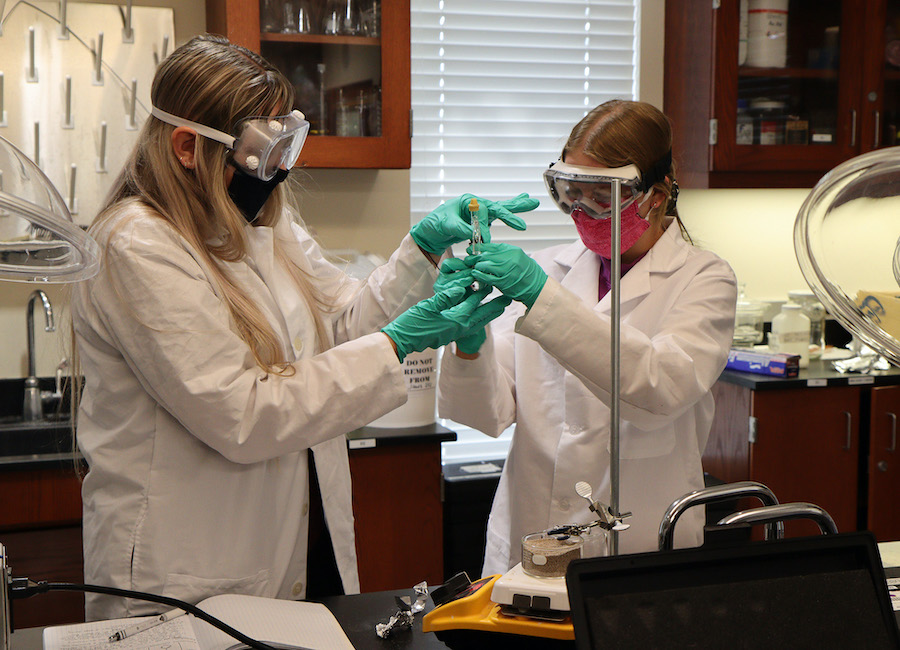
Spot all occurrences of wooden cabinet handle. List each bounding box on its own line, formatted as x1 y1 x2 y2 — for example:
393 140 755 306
850 109 857 148
888 412 897 452
843 411 852 450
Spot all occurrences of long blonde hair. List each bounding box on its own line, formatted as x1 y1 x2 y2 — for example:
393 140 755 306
564 99 689 241
95 34 331 372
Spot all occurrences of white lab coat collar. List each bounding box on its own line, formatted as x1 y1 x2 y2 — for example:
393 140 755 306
552 220 689 315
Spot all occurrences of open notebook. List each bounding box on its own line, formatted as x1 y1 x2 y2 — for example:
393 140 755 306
42 594 354 650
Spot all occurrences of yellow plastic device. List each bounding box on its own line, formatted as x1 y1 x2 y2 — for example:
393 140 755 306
422 574 575 641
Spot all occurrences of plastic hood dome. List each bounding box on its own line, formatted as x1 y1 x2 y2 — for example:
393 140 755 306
795 146 900 366
0 135 100 283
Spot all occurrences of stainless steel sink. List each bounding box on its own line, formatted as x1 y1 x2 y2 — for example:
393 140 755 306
0 414 74 458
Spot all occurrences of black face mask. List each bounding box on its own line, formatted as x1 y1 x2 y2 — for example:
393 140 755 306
227 166 291 223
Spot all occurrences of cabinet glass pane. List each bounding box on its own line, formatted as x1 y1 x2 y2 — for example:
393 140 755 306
884 0 900 147
259 0 382 138
735 0 841 147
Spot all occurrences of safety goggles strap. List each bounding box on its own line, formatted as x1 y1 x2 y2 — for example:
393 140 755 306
636 150 672 193
151 106 236 150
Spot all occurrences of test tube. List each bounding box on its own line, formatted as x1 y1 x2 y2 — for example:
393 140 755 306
468 198 483 291
469 197 483 254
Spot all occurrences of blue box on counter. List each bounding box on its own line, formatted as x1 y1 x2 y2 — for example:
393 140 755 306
726 349 800 378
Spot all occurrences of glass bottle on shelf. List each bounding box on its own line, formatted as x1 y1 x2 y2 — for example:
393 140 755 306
260 0 281 33
336 89 362 136
281 1 299 33
360 0 381 37
317 63 328 135
736 98 754 145
323 0 361 35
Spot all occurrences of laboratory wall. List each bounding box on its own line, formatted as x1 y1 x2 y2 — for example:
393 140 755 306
0 0 820 378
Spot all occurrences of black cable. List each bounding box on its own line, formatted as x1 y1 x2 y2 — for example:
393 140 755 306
10 579 308 650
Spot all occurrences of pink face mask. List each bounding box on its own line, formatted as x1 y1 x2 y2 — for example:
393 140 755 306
572 198 651 258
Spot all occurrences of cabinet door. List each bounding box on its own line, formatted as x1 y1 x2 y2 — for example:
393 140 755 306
860 0 900 151
749 387 860 537
207 0 410 169
665 0 872 188
868 385 900 541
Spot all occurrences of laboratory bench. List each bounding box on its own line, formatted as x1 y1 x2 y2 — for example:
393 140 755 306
9 549 900 649
706 358 900 541
0 376 455 629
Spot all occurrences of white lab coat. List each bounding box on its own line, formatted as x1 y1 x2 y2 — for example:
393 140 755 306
438 222 737 575
72 202 438 619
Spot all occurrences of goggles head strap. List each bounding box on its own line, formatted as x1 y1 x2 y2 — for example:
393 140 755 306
636 149 672 193
151 106 236 150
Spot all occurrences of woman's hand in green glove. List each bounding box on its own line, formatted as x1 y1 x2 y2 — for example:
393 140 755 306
409 193 538 255
468 242 548 308
381 283 510 362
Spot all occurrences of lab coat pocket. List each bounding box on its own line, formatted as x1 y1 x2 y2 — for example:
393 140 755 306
617 422 676 459
162 568 270 605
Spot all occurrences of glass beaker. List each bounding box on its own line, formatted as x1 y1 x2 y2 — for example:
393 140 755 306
260 0 281 32
734 299 766 347
360 0 380 36
323 0 361 35
521 531 583 578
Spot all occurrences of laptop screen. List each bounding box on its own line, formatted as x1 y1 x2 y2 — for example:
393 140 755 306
566 533 900 650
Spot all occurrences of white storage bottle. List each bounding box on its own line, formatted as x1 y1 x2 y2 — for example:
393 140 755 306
770 303 811 368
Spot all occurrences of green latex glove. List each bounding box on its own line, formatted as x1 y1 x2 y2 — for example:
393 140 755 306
409 193 538 255
433 258 507 355
469 242 548 308
382 284 511 362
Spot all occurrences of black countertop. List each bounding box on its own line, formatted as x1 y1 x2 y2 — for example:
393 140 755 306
719 357 900 390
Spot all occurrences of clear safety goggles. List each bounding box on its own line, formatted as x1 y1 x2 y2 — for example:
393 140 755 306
543 160 644 220
151 106 310 181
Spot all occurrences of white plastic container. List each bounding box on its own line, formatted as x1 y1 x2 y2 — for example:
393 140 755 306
746 0 789 68
770 303 811 368
367 348 437 428
787 289 827 359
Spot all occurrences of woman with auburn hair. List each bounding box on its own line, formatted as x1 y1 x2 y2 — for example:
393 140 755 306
438 99 737 575
71 34 536 619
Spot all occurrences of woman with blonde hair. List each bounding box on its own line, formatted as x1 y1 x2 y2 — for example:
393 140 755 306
72 34 535 619
438 99 737 575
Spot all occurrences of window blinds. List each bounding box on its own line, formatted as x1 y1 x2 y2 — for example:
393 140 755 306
410 0 640 254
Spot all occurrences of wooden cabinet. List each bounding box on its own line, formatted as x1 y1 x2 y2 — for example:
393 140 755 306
205 0 410 169
705 382 861 537
1 467 85 628
664 0 900 188
349 441 444 591
868 385 900 541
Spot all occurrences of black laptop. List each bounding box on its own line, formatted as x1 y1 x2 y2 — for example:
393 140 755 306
566 531 900 650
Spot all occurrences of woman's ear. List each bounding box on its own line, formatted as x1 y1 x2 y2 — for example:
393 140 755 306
171 126 197 169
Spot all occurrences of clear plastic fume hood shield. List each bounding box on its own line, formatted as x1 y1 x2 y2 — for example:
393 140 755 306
795 146 900 366
0 135 99 283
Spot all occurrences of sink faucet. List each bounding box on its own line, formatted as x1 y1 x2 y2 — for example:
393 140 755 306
24 289 55 421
